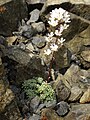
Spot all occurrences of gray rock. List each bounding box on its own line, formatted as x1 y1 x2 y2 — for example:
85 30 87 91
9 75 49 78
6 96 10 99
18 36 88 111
7 47 31 65
64 104 90 120
18 43 26 50
31 22 45 33
45 100 56 108
0 36 6 45
29 114 40 120
79 75 90 86
54 46 71 69
10 85 20 95
78 50 90 69
56 101 70 116
22 104 29 114
15 21 45 38
41 108 62 120
68 86 83 102
55 80 70 102
63 64 81 89
81 50 90 62
0 0 27 36
36 103 46 114
63 64 90 90
27 9 40 23
32 36 46 48
19 24 36 38
30 96 40 111
8 56 45 85
80 88 90 103
66 26 90 54
25 43 34 52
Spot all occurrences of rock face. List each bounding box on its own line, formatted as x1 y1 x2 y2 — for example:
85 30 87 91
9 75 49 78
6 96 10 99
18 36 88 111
81 50 90 62
0 62 22 120
63 64 80 88
0 0 11 5
0 100 22 120
65 104 90 120
66 26 90 54
68 86 83 102
7 47 31 65
0 0 27 36
26 0 90 5
0 82 14 112
7 52 45 85
65 25 90 68
41 108 63 120
63 64 90 89
80 88 90 103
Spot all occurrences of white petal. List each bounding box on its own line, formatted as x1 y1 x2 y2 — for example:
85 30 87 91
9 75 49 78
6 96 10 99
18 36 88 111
44 49 51 55
50 44 58 51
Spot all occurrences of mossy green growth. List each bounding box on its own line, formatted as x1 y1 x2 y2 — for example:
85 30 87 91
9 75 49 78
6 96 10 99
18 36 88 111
38 81 56 102
22 77 56 102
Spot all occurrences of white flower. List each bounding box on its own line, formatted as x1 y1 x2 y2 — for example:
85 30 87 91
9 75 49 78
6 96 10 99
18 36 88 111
48 19 58 27
50 44 58 51
44 49 52 55
48 7 70 28
58 8 65 14
63 24 69 29
50 8 64 21
63 11 70 18
47 32 54 37
55 24 65 36
55 30 62 36
59 24 65 33
50 8 65 21
45 36 52 42
57 37 65 45
64 17 71 23
45 32 54 42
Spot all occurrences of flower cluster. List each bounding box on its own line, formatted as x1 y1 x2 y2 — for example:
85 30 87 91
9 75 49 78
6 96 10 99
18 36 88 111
44 8 71 56
48 8 70 27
